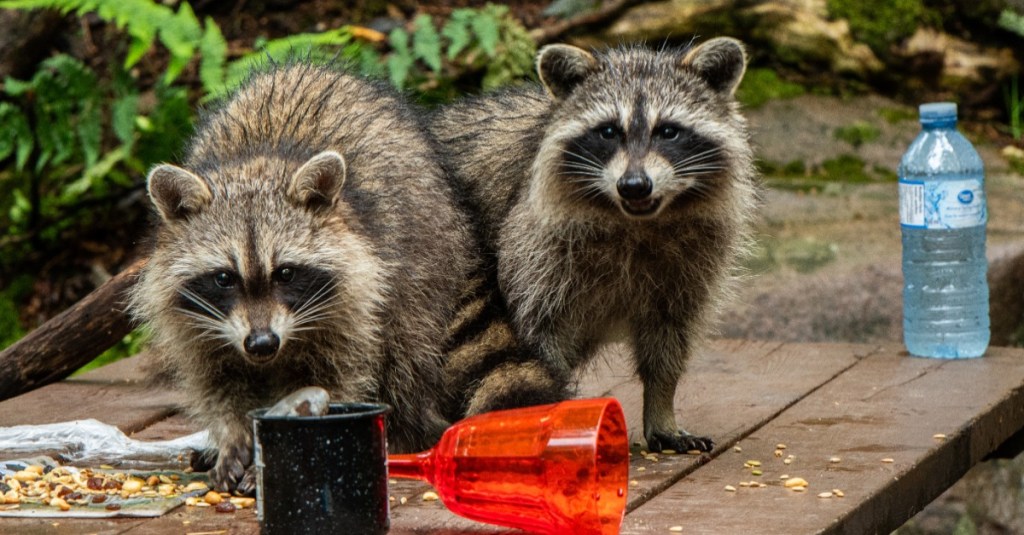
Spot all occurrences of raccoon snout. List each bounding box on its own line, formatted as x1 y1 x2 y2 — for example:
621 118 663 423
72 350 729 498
616 173 653 200
244 329 280 357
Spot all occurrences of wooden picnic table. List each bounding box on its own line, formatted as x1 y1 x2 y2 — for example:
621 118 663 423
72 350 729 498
2 339 1023 534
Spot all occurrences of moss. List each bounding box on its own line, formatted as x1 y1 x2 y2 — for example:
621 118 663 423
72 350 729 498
879 106 917 124
821 154 874 182
827 0 940 56
736 68 805 109
834 121 881 148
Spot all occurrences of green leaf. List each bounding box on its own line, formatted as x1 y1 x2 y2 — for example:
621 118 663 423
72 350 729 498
441 11 473 60
0 103 33 170
412 14 442 73
470 7 503 56
387 28 413 89
111 94 139 147
220 28 355 97
77 98 102 169
2 76 34 97
199 16 228 95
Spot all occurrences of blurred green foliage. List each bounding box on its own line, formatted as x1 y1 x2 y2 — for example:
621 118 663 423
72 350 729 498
834 121 881 148
827 0 939 56
736 68 805 108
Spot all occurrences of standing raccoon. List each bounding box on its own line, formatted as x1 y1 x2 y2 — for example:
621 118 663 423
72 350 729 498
431 38 759 452
128 63 477 491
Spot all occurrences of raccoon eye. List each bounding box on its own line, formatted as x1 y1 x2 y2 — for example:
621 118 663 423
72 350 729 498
214 271 236 288
655 125 680 140
597 125 620 140
273 267 296 284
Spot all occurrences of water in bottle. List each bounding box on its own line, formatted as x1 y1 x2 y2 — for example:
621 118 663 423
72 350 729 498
898 102 989 358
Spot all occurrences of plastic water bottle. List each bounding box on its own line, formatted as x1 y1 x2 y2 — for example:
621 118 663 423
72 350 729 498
898 102 989 358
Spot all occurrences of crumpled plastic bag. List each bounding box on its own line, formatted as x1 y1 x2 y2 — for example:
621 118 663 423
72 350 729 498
0 419 209 468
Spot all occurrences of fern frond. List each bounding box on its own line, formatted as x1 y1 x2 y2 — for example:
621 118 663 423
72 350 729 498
198 16 228 95
220 28 356 96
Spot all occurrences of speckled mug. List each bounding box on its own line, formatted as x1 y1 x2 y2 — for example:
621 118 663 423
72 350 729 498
250 402 391 535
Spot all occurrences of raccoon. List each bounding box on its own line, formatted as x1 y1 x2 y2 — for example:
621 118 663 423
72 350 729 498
430 38 759 452
128 63 477 492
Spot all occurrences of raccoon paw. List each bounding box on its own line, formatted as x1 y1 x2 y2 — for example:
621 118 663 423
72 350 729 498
647 430 715 453
235 465 257 497
210 443 252 493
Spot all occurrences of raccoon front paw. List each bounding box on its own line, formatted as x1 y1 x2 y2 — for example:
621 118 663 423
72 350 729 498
235 465 257 497
210 443 252 493
647 430 715 453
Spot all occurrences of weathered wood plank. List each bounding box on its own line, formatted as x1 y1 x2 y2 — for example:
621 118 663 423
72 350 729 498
387 339 871 533
0 354 182 434
0 258 145 402
620 345 1024 535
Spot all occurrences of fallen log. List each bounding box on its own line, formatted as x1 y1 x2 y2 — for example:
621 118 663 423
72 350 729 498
0 258 146 402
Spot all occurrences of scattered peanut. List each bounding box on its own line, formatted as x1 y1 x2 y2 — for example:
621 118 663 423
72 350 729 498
933 434 947 440
25 465 45 475
829 457 841 463
784 477 809 488
422 491 440 502
12 471 38 482
881 458 895 464
833 489 845 497
49 497 70 511
230 496 256 509
724 485 737 492
817 491 833 498
184 481 209 492
122 479 143 494
669 527 684 532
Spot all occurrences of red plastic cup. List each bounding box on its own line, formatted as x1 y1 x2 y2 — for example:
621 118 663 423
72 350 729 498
388 397 629 534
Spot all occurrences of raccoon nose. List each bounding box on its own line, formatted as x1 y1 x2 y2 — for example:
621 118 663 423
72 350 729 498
617 174 653 200
244 330 280 356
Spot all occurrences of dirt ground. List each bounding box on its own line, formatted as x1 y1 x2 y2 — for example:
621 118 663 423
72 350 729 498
718 93 1024 533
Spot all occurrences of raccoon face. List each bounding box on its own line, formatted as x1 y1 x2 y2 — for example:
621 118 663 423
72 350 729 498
561 113 725 219
177 263 337 364
148 151 348 365
537 38 748 221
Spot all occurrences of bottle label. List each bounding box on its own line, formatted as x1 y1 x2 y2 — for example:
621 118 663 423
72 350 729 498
899 178 986 229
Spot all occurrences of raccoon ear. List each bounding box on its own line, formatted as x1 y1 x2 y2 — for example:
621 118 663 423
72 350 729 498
288 150 346 211
682 37 747 96
147 164 212 222
537 44 597 100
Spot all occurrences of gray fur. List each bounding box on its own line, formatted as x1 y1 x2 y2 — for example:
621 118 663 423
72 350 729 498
129 63 477 491
430 38 760 452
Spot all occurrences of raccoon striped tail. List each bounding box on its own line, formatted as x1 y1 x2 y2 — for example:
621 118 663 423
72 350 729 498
442 276 570 420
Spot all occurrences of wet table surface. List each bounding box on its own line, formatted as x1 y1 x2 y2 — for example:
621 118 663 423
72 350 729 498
2 339 1023 534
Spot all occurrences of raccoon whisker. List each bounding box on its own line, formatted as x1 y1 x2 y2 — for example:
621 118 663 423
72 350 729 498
177 288 228 321
292 313 336 328
560 148 605 170
672 147 724 169
174 307 227 331
564 172 606 182
560 163 606 175
674 166 725 178
296 279 339 311
674 165 725 175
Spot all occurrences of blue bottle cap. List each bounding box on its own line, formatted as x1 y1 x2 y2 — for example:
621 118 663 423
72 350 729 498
919 102 957 122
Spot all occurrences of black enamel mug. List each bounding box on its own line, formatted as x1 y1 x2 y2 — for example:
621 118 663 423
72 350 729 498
250 402 391 534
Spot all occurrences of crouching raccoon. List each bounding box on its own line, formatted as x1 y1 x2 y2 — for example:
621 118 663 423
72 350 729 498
430 38 760 453
128 63 477 493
